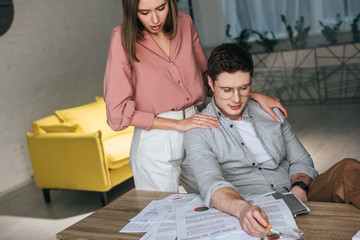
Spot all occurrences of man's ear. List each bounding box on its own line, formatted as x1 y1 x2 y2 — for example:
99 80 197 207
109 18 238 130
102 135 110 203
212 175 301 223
207 76 215 92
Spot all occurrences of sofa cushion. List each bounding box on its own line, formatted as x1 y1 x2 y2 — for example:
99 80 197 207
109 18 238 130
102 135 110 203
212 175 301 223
95 96 104 102
103 132 133 169
32 115 62 134
93 96 134 135
38 123 82 133
55 100 116 140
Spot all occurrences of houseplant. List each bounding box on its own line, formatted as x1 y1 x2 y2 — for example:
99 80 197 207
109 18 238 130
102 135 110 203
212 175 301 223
319 13 342 45
281 15 311 50
252 30 278 52
351 12 360 43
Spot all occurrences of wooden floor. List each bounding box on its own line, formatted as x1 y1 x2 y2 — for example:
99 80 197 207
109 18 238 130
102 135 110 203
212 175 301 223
0 178 135 240
0 103 359 240
286 103 360 174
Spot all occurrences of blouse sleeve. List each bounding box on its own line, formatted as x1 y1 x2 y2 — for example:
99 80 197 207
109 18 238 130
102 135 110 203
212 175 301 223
103 27 155 131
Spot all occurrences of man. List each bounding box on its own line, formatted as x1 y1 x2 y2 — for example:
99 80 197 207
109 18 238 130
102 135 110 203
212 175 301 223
180 43 360 237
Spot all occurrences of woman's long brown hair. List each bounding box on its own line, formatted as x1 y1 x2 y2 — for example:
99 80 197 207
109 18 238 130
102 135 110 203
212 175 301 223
121 0 178 62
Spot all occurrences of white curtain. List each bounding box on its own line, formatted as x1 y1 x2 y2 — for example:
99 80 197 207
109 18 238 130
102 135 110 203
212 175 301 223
222 0 360 40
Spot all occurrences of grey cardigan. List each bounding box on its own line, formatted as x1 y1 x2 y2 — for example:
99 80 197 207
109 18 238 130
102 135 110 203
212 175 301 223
181 99 318 207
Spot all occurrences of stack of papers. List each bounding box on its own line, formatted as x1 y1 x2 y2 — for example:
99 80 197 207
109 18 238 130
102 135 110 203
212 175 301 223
120 192 303 240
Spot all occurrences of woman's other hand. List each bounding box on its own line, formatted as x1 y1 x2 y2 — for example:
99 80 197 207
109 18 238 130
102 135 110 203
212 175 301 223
250 91 288 121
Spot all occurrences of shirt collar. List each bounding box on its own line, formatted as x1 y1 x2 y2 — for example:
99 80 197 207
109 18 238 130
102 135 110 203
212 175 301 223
137 30 170 61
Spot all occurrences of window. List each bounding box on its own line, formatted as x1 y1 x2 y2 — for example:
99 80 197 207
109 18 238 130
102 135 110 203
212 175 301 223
222 0 360 40
178 0 194 21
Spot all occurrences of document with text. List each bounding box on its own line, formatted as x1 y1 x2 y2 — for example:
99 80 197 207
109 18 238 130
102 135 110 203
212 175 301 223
120 192 301 240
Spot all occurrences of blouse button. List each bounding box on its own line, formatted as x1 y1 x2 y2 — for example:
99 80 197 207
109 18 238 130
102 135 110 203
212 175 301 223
186 97 190 101
177 80 180 84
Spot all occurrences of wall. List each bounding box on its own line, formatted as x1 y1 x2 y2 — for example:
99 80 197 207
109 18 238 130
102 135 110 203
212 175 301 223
0 0 123 194
0 0 227 194
192 0 227 54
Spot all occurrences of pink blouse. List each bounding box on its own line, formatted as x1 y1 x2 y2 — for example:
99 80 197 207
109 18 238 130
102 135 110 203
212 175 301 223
103 12 208 131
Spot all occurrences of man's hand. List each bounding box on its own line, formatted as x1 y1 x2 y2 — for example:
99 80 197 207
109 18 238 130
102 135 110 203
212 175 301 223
290 173 312 202
291 186 308 202
237 203 270 237
211 187 270 237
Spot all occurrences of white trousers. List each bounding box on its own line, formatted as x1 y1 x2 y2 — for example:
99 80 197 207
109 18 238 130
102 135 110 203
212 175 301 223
129 106 197 192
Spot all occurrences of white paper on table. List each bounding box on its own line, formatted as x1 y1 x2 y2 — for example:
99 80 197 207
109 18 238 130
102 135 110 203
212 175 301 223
123 193 298 239
154 199 173 216
210 199 298 239
120 220 156 233
176 196 242 240
149 194 199 220
256 199 298 229
163 193 198 201
126 194 199 236
140 214 177 240
151 194 199 220
230 231 260 240
168 194 199 210
130 200 161 222
227 199 298 239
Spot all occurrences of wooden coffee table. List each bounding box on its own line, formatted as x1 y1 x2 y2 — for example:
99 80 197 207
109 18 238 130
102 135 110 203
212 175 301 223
56 189 360 240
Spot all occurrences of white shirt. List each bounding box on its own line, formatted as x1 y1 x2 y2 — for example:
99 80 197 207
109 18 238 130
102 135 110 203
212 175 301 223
233 120 273 165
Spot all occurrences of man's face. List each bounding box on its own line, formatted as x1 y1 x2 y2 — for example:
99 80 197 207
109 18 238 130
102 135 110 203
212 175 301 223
208 71 252 121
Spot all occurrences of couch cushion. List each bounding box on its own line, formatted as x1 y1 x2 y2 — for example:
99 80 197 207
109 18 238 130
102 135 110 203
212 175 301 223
103 132 133 169
95 96 104 102
93 96 134 135
38 123 82 133
32 115 62 134
55 100 117 140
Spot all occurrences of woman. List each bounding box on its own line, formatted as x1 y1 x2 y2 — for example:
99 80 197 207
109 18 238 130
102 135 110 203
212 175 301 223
103 0 287 192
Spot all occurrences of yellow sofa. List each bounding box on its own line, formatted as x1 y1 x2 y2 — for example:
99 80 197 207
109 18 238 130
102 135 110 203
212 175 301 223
26 96 133 205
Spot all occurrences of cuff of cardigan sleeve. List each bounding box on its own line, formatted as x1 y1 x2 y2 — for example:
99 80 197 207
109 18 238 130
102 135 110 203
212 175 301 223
131 110 155 131
204 181 237 208
289 165 319 180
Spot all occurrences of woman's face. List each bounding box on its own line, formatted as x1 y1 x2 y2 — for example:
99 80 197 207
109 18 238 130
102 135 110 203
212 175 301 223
137 0 169 35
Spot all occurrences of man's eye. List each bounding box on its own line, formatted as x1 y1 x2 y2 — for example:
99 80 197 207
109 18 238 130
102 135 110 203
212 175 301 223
223 89 232 93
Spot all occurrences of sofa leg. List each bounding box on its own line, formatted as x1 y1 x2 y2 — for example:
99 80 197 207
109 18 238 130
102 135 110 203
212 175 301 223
42 189 51 204
100 192 108 206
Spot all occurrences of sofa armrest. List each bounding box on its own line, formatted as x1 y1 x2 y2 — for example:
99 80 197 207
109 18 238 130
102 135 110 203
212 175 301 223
26 131 112 192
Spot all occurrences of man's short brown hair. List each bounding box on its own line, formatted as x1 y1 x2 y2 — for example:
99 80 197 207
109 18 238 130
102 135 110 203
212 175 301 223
207 43 254 83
